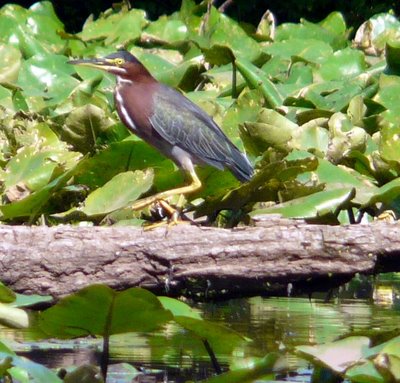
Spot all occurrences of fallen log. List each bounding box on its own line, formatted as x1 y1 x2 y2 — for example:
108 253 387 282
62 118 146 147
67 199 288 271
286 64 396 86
1 216 399 300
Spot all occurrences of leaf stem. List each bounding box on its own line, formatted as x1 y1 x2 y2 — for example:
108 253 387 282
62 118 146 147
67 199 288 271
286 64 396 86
202 339 222 374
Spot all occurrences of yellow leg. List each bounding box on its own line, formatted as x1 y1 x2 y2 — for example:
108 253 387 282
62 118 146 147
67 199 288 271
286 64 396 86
131 169 202 211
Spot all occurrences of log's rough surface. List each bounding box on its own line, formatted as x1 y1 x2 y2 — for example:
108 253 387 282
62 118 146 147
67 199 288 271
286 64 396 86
1 217 399 299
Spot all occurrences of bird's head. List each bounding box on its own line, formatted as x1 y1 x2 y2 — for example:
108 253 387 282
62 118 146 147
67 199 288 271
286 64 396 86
68 50 153 81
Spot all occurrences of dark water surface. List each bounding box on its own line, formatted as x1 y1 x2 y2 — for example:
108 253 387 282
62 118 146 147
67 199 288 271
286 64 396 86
1 275 399 382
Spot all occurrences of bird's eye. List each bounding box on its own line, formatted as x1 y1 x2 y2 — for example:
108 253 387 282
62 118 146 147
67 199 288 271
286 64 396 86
115 58 124 66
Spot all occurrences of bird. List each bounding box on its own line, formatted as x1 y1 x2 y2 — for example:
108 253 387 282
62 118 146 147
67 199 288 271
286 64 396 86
68 50 253 215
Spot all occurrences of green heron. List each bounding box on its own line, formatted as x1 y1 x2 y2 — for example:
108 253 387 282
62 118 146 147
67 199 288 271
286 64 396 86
69 51 253 213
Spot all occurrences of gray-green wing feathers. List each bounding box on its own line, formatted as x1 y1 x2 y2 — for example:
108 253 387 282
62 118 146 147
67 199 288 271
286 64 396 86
149 85 253 182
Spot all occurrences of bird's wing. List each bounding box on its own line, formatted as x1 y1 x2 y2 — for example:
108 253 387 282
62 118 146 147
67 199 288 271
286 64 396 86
149 85 235 169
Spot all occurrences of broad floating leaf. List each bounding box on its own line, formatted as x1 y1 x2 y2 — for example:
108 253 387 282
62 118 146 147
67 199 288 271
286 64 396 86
297 336 371 373
201 353 282 383
0 44 22 84
79 9 148 45
80 169 154 217
61 103 114 153
38 285 173 338
142 16 188 46
251 187 356 219
317 48 367 81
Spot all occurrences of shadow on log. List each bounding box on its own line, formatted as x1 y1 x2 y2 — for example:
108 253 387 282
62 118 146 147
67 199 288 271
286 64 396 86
1 216 399 300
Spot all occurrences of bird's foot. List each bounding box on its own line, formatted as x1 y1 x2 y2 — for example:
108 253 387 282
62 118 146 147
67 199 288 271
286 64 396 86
142 199 194 231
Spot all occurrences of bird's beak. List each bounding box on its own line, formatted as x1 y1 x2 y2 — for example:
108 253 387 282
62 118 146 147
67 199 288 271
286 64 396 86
68 58 114 71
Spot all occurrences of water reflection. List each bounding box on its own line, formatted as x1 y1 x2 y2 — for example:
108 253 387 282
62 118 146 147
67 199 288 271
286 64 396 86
0 275 399 381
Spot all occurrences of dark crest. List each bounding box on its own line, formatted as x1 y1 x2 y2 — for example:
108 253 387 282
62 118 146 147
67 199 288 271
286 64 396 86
105 50 140 64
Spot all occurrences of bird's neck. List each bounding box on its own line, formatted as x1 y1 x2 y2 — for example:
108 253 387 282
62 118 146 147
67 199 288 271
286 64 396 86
116 76 133 86
115 64 157 85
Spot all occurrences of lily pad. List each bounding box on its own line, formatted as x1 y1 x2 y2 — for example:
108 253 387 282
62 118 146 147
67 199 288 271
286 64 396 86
61 104 114 153
296 336 371 373
201 353 281 383
38 284 172 338
17 53 79 105
0 44 22 84
78 169 154 217
250 187 355 219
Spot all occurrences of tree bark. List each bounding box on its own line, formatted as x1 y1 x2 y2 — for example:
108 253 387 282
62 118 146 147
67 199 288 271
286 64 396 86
0 216 399 300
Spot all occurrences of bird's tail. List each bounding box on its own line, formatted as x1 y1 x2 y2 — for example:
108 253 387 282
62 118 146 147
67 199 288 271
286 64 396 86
227 148 254 183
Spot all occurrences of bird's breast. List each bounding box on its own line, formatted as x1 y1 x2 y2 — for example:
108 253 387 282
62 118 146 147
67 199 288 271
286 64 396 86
114 82 167 145
115 83 150 134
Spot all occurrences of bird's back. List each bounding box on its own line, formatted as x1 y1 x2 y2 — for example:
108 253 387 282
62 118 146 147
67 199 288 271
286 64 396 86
150 85 254 182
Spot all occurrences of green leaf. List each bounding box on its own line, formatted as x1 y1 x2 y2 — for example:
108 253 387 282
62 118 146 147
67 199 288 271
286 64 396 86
1 159 82 220
264 38 333 63
0 352 62 382
346 359 385 383
143 16 188 45
363 178 400 207
385 40 400 76
63 365 104 383
0 44 22 84
241 109 297 154
276 16 347 49
201 353 281 383
318 48 367 81
61 104 114 153
297 336 371 373
223 89 264 149
374 354 400 382
38 285 172 338
174 316 248 350
194 10 262 63
0 3 64 57
80 169 154 217
159 298 248 353
159 296 202 320
319 12 347 38
195 156 318 217
74 140 181 193
0 283 16 304
235 58 284 108
251 187 355 219
11 293 53 308
3 147 59 193
79 9 148 45
17 53 79 105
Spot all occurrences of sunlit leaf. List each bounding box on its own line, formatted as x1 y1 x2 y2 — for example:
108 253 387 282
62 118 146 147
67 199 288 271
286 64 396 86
143 16 188 45
79 9 148 45
317 48 367 81
0 304 30 329
17 53 79 105
159 296 202 320
251 187 355 219
236 58 284 108
201 353 281 383
297 336 371 373
3 147 59 194
0 44 22 84
0 159 82 220
80 169 154 217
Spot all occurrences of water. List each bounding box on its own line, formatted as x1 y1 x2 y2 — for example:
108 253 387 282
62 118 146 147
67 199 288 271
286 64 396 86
1 275 400 382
